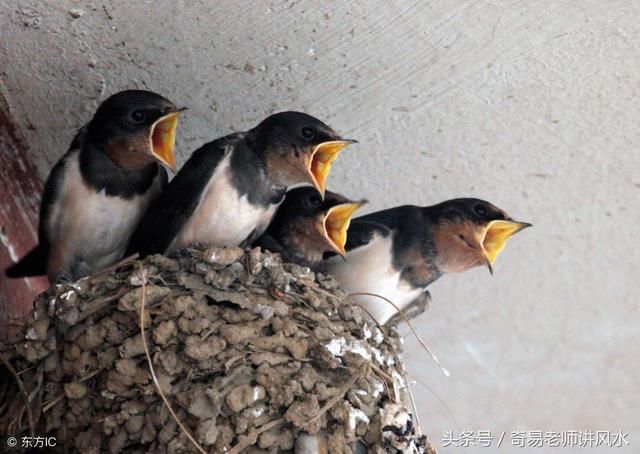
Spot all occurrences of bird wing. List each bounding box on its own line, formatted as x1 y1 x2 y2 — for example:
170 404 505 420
344 205 429 251
5 130 83 278
343 219 393 252
126 136 236 257
323 213 392 260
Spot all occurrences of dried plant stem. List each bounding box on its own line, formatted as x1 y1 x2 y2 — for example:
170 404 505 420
138 264 206 454
95 253 139 276
349 292 449 377
368 362 394 384
306 364 370 424
42 368 103 413
351 294 427 434
228 417 286 454
392 348 422 435
1 355 35 437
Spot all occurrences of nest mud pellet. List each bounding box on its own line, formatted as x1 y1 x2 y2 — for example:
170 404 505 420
0 247 436 453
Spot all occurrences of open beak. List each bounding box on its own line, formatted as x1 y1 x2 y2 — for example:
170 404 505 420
480 220 531 273
320 200 365 256
305 139 357 197
149 108 184 171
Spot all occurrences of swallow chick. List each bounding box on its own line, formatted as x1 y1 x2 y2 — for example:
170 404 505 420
126 111 356 257
322 198 531 324
5 90 182 282
254 187 365 271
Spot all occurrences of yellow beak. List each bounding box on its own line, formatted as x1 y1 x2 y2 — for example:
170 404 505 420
306 139 357 197
149 111 181 171
321 201 365 256
481 220 531 272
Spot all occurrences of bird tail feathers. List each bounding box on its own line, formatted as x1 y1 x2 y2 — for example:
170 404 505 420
5 245 47 278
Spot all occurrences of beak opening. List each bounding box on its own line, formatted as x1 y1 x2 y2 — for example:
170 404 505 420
307 139 357 197
149 111 182 171
480 220 531 269
321 200 365 256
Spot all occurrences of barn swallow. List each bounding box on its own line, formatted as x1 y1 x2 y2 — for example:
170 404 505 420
254 187 365 270
126 111 356 257
5 90 182 282
322 198 531 324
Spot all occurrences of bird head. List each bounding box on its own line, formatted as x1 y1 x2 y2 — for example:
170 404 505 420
428 198 531 274
89 90 184 171
249 111 357 197
273 187 366 259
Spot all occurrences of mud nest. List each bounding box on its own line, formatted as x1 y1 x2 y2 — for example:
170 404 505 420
0 247 435 453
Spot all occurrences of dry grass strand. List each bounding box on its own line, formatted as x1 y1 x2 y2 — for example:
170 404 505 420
138 263 206 454
349 292 449 377
1 355 35 437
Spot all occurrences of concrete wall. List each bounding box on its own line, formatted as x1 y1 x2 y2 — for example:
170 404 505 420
1 1 638 451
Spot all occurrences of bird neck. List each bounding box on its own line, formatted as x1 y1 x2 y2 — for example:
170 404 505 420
392 208 443 288
280 219 328 268
229 144 286 206
79 141 161 199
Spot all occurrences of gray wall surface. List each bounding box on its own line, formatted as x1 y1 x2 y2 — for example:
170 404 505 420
2 1 638 451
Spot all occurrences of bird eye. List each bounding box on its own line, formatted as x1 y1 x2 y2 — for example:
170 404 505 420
131 110 146 123
309 194 322 206
474 204 488 216
301 126 315 140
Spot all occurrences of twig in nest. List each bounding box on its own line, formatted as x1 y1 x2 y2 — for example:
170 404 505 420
138 263 206 454
351 294 426 435
70 289 129 326
337 302 403 410
243 253 253 281
368 362 397 405
149 273 170 287
284 291 315 310
41 396 62 414
349 292 449 377
390 347 422 435
95 253 140 276
306 363 370 424
224 351 252 372
368 362 394 385
306 284 342 301
42 368 103 413
1 355 35 437
228 417 286 454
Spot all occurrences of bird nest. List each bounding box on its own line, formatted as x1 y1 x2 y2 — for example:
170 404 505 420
0 247 435 453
